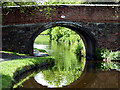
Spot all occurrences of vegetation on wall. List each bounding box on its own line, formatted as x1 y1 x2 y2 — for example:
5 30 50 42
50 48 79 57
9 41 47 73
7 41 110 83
2 1 119 20
2 0 120 6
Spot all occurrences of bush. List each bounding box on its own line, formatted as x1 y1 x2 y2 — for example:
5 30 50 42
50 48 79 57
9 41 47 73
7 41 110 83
95 48 120 60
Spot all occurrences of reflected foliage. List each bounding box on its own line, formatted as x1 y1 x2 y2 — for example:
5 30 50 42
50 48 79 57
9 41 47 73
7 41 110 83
35 40 86 87
34 27 86 87
96 61 120 71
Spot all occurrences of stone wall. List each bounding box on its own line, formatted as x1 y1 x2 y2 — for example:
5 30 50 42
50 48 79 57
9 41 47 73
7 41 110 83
2 5 120 59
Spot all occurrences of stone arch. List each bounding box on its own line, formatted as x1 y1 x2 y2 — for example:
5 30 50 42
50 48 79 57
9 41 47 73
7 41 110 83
29 21 96 60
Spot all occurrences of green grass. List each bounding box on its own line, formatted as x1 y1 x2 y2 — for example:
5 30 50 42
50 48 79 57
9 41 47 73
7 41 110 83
34 35 50 44
40 30 49 35
0 56 54 88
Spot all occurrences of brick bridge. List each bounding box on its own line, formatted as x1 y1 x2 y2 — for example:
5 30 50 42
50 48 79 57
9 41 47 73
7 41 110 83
2 4 120 60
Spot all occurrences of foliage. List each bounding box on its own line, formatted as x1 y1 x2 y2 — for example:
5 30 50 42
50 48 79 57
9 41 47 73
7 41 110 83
101 50 120 60
39 54 86 87
95 48 120 60
50 26 76 41
2 1 119 21
59 34 79 45
95 48 107 60
71 40 84 55
50 27 80 44
97 62 120 71
2 2 36 6
51 27 63 41
0 56 54 88
2 1 120 7
33 37 86 87
43 26 85 56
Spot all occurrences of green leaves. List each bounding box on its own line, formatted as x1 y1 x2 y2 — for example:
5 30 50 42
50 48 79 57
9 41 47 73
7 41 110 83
42 26 85 56
100 62 120 71
95 48 120 60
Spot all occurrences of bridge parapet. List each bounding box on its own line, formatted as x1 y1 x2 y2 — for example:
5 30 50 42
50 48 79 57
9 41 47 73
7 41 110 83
2 4 120 25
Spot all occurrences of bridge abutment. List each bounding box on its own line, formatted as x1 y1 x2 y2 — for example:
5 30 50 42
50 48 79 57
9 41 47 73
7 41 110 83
2 22 120 60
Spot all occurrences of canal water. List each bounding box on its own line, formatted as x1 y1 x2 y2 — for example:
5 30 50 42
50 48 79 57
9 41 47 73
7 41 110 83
18 35 119 88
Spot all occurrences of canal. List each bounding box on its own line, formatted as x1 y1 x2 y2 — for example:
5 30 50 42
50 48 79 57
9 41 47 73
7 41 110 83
17 35 119 88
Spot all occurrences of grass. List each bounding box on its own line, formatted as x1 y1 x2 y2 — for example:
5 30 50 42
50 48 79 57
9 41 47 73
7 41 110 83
0 56 54 89
34 35 50 44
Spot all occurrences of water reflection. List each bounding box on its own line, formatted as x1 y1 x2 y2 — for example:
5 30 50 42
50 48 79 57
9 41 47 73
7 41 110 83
33 39 86 88
17 60 119 88
34 58 85 88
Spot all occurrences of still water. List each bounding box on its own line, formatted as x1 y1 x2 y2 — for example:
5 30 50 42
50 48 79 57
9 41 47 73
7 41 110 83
18 35 119 88
34 38 86 88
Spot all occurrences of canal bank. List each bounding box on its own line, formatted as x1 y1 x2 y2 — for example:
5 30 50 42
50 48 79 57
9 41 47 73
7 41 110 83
0 52 54 89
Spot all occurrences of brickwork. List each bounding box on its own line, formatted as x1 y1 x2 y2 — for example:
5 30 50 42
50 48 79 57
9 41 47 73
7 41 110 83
2 5 120 59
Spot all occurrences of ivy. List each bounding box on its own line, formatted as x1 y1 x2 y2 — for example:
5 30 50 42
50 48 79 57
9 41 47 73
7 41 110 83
2 1 120 20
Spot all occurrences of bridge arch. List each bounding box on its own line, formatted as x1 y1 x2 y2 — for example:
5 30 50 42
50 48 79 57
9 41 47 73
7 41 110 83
30 21 96 60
